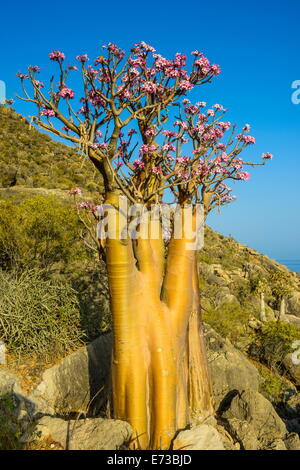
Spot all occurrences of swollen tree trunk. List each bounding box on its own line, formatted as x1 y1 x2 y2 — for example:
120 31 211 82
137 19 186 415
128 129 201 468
104 193 213 449
260 292 266 322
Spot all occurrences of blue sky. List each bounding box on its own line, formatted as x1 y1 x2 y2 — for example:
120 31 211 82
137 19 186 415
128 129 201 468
0 0 299 261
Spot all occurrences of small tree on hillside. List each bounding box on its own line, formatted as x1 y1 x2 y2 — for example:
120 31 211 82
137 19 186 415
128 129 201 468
250 276 270 322
270 271 292 320
17 42 272 449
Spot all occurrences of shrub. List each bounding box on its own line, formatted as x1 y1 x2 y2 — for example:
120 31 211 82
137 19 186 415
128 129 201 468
0 392 23 450
0 195 87 272
0 269 85 360
203 301 251 344
249 321 300 371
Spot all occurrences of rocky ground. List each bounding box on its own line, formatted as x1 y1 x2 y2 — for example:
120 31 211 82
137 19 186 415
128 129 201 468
1 105 300 450
1 324 299 450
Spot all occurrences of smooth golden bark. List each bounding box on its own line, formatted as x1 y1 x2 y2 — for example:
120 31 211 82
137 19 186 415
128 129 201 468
103 194 213 449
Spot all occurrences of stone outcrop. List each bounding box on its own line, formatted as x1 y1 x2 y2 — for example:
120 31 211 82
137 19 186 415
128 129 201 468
172 424 225 450
204 324 260 410
30 332 112 416
22 415 132 450
220 389 287 449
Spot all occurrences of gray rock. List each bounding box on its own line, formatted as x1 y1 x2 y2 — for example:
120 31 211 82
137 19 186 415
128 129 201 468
204 325 260 410
32 332 112 415
287 291 300 317
173 424 225 450
281 313 300 328
0 369 20 393
221 389 287 445
263 439 287 450
224 418 260 450
23 415 132 450
283 353 300 386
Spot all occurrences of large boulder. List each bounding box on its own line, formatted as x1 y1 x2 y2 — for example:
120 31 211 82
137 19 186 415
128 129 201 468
173 424 224 450
281 313 300 328
23 415 132 450
0 370 20 394
30 332 112 416
220 389 287 449
204 324 260 409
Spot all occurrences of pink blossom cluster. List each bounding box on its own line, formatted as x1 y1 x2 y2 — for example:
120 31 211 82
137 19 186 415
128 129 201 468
237 134 256 145
262 152 273 160
69 187 82 195
49 50 65 61
133 160 145 170
76 54 89 62
139 144 157 156
237 171 250 181
16 71 29 79
58 87 75 99
40 108 55 117
88 89 106 107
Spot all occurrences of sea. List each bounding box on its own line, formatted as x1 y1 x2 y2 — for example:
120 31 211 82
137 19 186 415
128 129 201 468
277 260 300 273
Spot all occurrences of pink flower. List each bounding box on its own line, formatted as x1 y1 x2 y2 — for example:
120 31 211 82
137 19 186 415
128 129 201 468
262 152 273 160
237 135 256 145
133 160 145 170
216 143 226 150
16 71 29 79
141 81 159 94
40 108 55 117
139 144 157 156
185 104 199 115
128 129 137 136
49 50 65 61
145 128 156 138
78 201 92 209
69 187 82 195
88 89 105 107
176 156 189 164
162 143 176 152
211 64 221 75
139 41 156 52
58 87 75 99
243 124 251 132
34 80 44 88
152 167 163 174
162 130 178 137
107 42 125 59
213 104 224 110
28 65 40 73
217 121 231 131
76 54 89 62
179 80 194 91
237 171 250 181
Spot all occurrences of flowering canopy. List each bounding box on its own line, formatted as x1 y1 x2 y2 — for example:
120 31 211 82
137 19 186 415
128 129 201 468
17 41 272 213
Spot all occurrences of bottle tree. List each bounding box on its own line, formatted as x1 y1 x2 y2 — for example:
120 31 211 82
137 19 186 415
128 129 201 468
17 42 272 449
270 271 292 320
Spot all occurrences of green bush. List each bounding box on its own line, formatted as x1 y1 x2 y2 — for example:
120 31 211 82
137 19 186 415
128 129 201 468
0 195 87 272
0 269 85 360
203 302 251 344
0 392 23 450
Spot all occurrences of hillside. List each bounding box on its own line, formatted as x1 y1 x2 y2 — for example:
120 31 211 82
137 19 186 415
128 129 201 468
1 105 300 450
0 105 103 192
